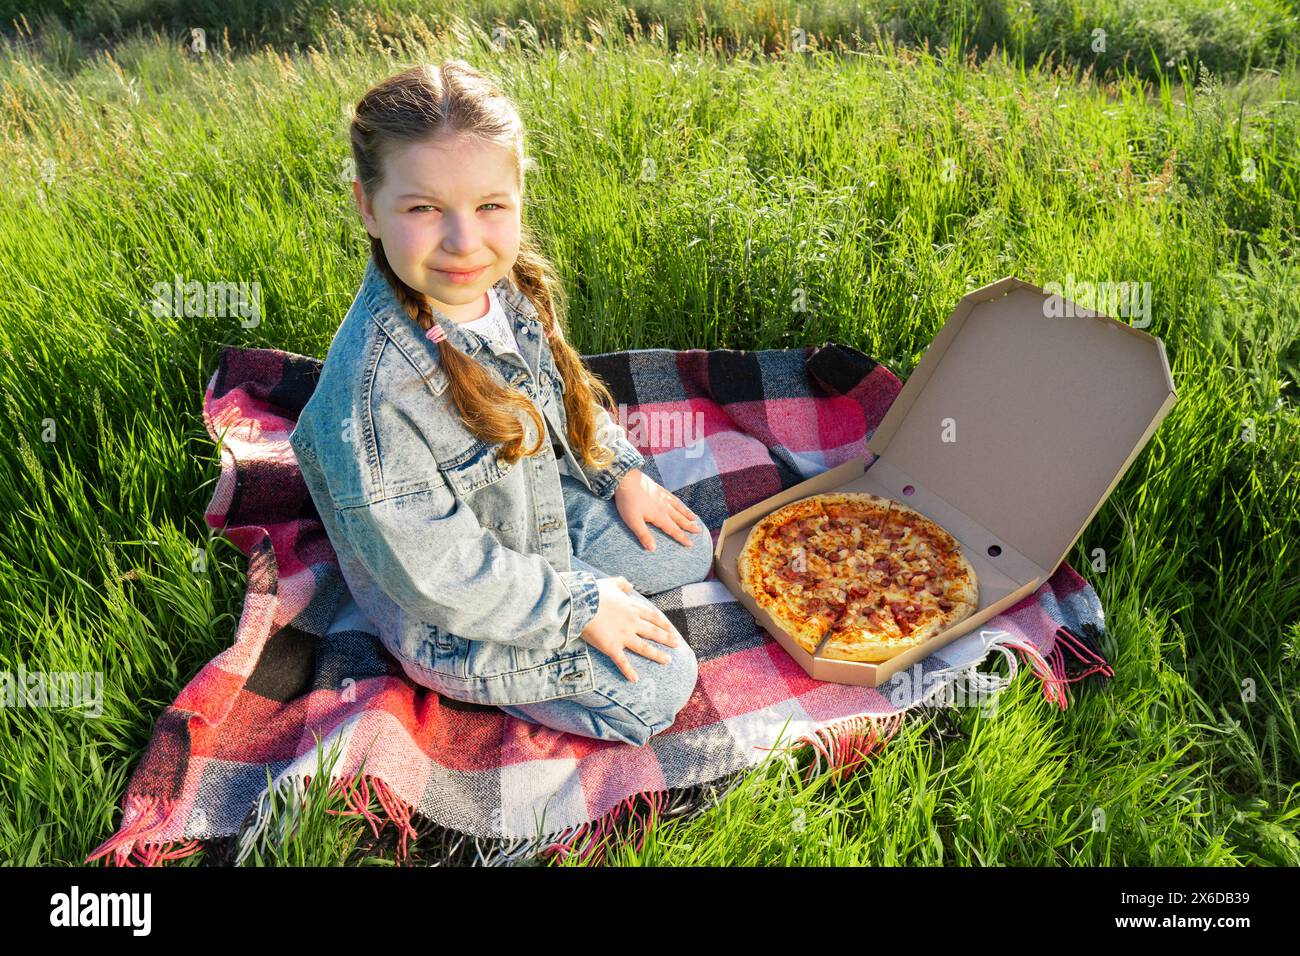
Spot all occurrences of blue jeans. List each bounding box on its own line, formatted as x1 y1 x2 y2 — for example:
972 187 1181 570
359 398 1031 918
497 472 711 746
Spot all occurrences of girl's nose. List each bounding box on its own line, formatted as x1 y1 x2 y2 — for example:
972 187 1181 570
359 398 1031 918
440 216 481 252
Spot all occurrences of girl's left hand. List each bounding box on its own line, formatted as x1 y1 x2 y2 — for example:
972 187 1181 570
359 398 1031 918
613 469 702 551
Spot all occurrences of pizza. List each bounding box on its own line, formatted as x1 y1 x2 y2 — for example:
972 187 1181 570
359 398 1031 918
737 492 979 662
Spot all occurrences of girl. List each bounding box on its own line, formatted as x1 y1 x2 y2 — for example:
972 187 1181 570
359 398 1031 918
289 60 712 748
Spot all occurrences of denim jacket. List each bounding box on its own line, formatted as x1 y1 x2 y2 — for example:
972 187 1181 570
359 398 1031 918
288 257 647 706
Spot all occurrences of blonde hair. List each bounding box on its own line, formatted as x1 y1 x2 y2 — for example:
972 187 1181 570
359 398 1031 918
350 60 617 470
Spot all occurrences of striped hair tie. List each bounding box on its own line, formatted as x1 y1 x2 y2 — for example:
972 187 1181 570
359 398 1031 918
425 322 447 344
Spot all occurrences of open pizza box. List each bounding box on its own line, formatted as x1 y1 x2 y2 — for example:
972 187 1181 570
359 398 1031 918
712 276 1177 687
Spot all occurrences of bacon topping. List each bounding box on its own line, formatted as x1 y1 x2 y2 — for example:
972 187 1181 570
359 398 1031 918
889 601 922 636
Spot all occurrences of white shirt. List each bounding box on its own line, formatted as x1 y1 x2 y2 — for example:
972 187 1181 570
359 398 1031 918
457 288 572 477
457 287 518 356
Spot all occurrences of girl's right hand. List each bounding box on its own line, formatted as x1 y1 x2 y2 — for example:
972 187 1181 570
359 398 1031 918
579 576 681 683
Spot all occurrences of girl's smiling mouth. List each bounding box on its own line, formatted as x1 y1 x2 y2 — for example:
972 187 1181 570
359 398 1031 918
434 265 487 284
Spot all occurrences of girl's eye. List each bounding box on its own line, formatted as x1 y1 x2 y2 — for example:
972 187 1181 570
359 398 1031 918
409 203 504 213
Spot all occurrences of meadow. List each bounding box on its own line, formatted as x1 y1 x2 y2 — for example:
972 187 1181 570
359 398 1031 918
0 6 1296 865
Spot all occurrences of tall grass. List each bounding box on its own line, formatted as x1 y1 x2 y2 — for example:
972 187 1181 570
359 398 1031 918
3 0 1298 82
0 14 1296 865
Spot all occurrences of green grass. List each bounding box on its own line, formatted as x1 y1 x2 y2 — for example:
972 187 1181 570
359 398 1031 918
0 11 1296 866
4 0 1298 83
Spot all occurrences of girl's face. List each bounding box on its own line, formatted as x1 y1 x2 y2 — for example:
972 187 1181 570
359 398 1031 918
355 132 522 323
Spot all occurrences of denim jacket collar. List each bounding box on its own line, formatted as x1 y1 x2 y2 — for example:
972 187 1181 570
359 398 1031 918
361 257 543 397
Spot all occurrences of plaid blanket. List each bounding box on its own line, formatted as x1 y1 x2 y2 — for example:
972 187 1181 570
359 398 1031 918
87 342 1111 867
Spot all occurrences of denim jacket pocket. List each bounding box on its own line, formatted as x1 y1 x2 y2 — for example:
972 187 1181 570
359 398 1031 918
424 622 471 678
426 623 531 681
436 439 510 497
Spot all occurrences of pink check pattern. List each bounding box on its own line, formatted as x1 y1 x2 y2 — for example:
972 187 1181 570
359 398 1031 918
86 342 1110 867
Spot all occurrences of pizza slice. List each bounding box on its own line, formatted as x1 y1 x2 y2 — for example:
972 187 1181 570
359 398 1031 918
738 500 837 653
819 593 906 662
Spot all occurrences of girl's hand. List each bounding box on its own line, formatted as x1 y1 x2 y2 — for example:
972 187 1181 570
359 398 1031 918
612 468 702 551
580 576 681 682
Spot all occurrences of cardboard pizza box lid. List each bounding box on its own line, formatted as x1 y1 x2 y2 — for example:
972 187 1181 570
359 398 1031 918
866 276 1177 576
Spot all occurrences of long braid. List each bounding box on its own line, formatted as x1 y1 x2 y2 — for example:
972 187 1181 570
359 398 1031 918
510 245 616 471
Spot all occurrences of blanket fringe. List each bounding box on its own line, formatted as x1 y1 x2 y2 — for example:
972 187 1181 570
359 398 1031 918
525 770 755 867
84 765 749 868
749 629 1022 783
758 712 907 783
536 790 666 865
325 772 420 864
993 625 1113 711
84 793 205 867
84 627 1110 867
1049 624 1115 689
239 766 751 867
930 626 1111 714
747 625 1113 784
231 772 314 865
231 769 419 866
